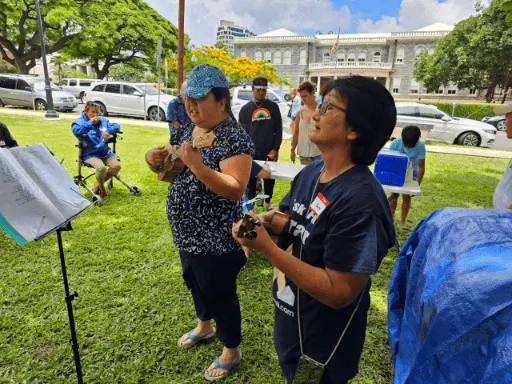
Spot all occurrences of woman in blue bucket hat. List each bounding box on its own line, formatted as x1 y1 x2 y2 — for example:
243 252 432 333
145 64 255 381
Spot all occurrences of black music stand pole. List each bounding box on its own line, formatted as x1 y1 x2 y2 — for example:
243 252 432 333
56 222 84 384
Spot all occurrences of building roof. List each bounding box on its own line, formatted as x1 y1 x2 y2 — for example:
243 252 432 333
416 23 454 32
315 32 391 40
257 28 297 37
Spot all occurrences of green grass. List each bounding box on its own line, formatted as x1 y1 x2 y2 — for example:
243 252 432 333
0 113 509 383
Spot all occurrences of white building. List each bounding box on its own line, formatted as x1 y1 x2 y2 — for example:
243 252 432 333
216 20 256 53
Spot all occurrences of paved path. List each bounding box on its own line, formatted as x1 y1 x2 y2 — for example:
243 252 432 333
1 107 510 159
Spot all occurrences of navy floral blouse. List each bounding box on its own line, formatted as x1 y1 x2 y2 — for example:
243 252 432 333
166 118 255 254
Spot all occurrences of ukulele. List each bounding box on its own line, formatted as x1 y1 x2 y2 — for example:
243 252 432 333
157 131 216 183
237 211 293 250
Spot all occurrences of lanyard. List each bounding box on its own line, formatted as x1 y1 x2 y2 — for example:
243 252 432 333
297 166 366 368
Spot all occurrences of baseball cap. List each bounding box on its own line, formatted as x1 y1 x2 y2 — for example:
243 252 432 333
252 77 268 89
181 64 229 99
494 103 512 116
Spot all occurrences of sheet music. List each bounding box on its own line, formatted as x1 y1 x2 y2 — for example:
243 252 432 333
0 148 66 243
9 144 91 221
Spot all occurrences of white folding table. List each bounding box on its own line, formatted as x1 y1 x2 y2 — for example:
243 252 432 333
255 160 421 198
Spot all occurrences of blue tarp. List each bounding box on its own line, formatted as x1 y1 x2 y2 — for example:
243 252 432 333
388 208 512 384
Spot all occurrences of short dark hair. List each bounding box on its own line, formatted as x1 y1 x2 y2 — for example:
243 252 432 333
298 81 315 94
401 126 421 148
321 76 397 165
211 87 236 121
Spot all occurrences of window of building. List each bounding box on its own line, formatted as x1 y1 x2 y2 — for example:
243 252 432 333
283 50 292 65
298 76 305 84
240 51 247 57
347 53 355 62
254 51 262 60
435 89 444 95
273 51 282 65
447 86 457 95
373 51 381 63
396 48 405 64
337 53 345 64
469 89 477 95
264 51 272 62
392 78 401 94
299 50 307 65
323 52 330 63
410 80 420 94
358 53 366 62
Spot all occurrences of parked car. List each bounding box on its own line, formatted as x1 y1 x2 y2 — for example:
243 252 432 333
482 115 506 131
83 81 175 121
0 74 77 112
57 78 97 103
230 86 293 140
396 102 497 147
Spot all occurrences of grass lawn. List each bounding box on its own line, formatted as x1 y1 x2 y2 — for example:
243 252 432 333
0 112 509 384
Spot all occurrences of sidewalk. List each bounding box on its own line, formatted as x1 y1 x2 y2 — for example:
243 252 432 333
0 107 168 129
1 107 510 159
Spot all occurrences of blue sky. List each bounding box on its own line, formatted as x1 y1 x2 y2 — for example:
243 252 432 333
145 0 485 46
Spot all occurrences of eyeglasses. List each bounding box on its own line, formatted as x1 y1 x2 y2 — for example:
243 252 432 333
317 101 347 115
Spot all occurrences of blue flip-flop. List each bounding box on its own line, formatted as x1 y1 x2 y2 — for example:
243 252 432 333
177 327 216 348
204 351 242 381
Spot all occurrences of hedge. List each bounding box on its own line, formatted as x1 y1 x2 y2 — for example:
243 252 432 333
396 100 497 121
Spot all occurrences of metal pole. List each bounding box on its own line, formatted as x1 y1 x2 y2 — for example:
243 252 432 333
157 39 162 120
178 0 185 90
165 59 168 89
34 0 59 119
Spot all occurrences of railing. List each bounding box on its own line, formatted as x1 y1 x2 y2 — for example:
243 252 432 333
233 35 315 44
390 31 450 39
308 62 393 71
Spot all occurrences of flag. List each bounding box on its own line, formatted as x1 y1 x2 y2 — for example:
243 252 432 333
331 27 340 54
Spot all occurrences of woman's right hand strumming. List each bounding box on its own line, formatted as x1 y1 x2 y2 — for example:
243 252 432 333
145 145 169 171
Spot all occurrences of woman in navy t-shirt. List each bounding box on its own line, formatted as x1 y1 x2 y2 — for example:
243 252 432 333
233 76 397 383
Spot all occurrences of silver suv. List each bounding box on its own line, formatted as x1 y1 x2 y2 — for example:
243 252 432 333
0 74 78 112
57 78 97 103
83 81 175 121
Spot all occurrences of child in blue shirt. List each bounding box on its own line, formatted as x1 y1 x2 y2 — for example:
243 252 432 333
389 126 426 230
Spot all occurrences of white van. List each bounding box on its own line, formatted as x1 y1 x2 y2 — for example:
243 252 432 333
58 78 97 103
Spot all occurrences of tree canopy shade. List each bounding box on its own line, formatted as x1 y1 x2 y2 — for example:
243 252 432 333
0 0 90 73
0 0 180 78
414 0 512 103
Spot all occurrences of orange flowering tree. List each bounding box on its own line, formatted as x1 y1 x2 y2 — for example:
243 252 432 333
166 47 291 87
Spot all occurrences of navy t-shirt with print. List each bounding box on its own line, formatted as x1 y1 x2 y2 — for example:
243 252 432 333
274 161 395 383
166 118 255 254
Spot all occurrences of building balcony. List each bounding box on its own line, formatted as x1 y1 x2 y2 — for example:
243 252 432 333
308 61 393 71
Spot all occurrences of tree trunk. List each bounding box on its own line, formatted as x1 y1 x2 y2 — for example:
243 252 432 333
485 80 498 103
501 69 510 104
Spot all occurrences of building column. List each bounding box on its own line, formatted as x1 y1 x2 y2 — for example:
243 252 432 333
385 76 391 89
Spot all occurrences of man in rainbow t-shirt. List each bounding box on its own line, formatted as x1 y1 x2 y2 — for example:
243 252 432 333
239 77 282 210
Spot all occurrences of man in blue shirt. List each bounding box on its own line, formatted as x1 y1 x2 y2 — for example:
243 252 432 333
167 81 192 136
389 125 426 230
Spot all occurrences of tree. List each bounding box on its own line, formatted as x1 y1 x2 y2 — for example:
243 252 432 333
167 46 292 88
0 0 91 74
62 0 179 79
414 0 512 103
214 41 229 52
108 62 146 81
